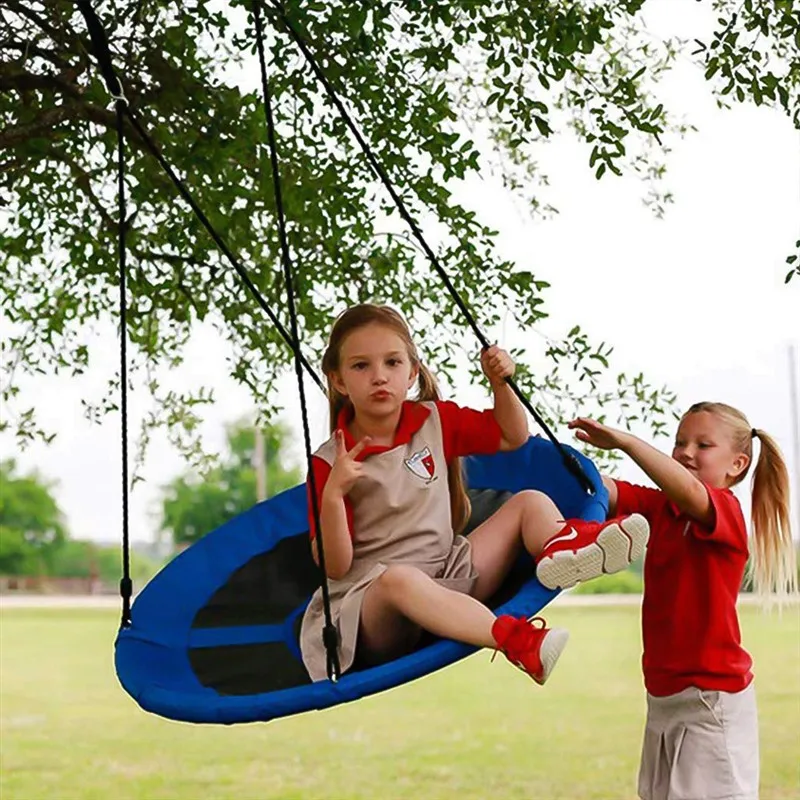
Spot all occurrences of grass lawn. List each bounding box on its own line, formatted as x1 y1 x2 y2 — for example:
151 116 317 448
1 603 798 800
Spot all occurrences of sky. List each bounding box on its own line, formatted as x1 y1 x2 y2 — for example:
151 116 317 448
2 0 799 547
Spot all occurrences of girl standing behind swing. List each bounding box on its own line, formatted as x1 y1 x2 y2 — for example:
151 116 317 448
567 406 796 800
300 304 649 683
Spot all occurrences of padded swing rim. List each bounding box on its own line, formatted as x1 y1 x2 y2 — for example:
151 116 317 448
115 438 608 724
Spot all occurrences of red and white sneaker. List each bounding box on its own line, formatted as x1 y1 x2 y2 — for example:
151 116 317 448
491 615 569 685
535 514 650 590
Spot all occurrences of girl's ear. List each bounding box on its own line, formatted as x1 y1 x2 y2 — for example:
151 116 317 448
408 363 419 390
730 451 750 482
330 371 348 397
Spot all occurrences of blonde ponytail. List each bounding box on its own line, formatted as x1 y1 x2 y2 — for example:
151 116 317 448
749 428 797 597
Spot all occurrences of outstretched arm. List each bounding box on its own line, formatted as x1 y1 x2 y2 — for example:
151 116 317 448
570 418 713 526
481 345 528 451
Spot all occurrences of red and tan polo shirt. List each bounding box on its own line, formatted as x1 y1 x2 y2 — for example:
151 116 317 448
307 400 501 543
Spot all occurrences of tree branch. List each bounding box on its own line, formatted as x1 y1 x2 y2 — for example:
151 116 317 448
0 106 77 148
133 249 210 269
0 66 85 101
0 93 151 152
0 39 72 70
43 145 116 230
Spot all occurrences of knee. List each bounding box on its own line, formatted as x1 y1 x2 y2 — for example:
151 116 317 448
377 564 421 598
509 489 552 516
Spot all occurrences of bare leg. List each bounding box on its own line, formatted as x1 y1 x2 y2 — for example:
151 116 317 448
468 490 564 602
357 491 570 667
359 564 497 662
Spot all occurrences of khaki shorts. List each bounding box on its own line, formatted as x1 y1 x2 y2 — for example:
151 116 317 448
638 683 758 800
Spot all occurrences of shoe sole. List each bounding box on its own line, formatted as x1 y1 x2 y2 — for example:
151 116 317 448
535 514 650 591
535 627 569 685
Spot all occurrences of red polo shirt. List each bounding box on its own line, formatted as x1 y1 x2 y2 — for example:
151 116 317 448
615 480 753 697
307 400 501 539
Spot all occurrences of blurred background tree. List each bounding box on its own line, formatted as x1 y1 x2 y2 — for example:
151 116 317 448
159 419 301 547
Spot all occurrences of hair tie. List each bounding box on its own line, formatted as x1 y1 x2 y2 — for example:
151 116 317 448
751 428 758 439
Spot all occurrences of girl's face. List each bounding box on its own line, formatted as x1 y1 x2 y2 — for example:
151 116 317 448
672 411 749 489
331 323 418 419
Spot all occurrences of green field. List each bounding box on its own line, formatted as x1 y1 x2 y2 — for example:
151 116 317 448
1 604 798 800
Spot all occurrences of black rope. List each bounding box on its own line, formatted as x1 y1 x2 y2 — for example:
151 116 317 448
116 98 133 628
76 1 133 628
252 0 340 681
75 0 328 630
266 2 594 495
76 0 122 98
76 0 324 393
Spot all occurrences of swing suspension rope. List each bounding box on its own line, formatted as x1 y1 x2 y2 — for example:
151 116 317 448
113 71 132 629
69 3 134 629
251 0 341 680
75 0 594 655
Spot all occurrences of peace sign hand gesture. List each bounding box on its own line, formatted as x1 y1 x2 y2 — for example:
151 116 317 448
326 430 371 497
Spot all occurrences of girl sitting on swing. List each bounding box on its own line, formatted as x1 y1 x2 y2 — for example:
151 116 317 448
300 304 649 683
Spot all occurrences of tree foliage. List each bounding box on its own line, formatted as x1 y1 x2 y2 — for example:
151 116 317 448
160 419 301 545
696 0 799 124
2 1 797 459
0 459 67 574
695 1 800 285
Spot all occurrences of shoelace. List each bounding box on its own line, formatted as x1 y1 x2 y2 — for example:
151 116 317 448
490 615 547 664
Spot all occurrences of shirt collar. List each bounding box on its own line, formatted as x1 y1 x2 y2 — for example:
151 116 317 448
336 400 431 458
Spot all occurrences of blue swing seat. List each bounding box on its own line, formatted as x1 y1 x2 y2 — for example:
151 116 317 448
115 436 607 724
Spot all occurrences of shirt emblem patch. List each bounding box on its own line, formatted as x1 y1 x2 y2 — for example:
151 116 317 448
405 446 436 483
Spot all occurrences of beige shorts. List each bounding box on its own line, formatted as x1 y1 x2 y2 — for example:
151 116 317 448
638 683 758 800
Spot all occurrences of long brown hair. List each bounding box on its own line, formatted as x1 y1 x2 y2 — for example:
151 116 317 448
683 401 797 596
321 304 471 533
